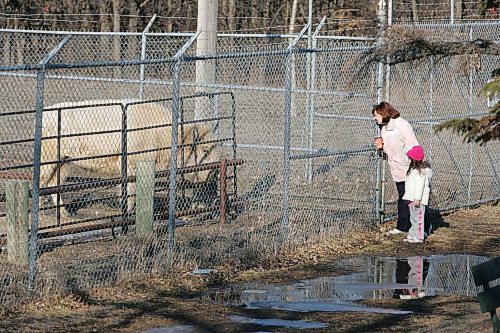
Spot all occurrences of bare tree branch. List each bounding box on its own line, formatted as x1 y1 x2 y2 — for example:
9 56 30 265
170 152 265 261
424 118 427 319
358 27 500 69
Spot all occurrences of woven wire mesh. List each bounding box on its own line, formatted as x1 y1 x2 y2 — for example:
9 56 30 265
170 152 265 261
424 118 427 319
0 24 498 307
382 22 500 217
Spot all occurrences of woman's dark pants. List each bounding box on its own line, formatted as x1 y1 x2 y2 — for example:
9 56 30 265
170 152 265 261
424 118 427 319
396 181 411 232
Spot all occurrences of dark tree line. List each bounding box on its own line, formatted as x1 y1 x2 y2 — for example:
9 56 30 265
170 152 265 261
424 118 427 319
0 0 495 34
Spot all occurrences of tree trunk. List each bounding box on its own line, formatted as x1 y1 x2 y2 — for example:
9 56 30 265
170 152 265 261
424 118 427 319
227 0 235 31
82 1 92 31
3 28 11 65
112 0 121 32
288 0 298 34
263 0 271 32
166 0 173 32
14 16 23 64
128 1 139 32
411 0 419 22
99 1 111 78
112 0 121 77
186 1 193 31
455 0 463 20
127 1 139 60
251 1 258 31
99 2 111 31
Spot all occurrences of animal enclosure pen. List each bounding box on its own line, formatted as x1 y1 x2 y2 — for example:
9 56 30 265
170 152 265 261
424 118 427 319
0 21 499 307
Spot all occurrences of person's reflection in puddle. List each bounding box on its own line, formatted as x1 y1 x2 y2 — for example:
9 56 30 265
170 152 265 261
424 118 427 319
393 256 430 299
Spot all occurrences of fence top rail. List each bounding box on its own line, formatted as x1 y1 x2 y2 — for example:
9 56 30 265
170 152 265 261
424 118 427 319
0 27 376 41
395 21 500 28
0 43 373 72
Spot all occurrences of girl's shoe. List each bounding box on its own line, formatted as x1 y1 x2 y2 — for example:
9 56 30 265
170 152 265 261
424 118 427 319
386 228 403 236
404 236 423 243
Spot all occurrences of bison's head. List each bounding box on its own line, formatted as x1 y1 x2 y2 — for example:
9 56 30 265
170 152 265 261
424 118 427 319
178 124 220 184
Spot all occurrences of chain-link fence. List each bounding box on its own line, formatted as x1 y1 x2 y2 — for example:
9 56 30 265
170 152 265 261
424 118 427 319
382 22 500 219
0 20 498 307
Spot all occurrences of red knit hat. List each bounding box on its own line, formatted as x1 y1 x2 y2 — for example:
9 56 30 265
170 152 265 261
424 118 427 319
406 145 425 161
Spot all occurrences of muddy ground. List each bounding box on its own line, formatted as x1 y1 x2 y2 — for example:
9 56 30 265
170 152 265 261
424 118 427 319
0 203 499 333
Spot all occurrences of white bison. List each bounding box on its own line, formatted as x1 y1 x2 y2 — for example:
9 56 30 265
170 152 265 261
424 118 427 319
40 99 219 215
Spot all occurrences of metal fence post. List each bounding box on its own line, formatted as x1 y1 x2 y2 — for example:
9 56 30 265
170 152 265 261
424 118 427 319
428 57 435 164
375 62 386 224
121 104 128 227
466 26 474 206
29 34 71 290
139 14 157 100
374 0 387 224
306 16 326 183
386 0 393 102
282 24 309 236
282 46 293 236
167 30 201 252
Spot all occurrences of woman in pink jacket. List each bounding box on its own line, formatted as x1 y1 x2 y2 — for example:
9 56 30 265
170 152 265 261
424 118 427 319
372 101 420 235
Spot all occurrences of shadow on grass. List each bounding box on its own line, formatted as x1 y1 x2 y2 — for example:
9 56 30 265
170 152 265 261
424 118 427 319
343 297 477 333
428 208 449 234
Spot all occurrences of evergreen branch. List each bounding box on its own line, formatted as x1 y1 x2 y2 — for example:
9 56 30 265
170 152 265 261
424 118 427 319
434 111 500 145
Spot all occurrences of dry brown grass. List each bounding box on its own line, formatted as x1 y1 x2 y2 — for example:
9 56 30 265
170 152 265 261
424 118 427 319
0 203 498 332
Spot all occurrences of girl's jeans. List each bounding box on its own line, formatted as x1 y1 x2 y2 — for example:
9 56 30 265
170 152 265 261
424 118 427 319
408 203 426 241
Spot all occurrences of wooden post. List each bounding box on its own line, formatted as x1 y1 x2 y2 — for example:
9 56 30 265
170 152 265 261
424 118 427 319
135 160 156 237
6 180 29 266
219 159 227 224
195 0 218 120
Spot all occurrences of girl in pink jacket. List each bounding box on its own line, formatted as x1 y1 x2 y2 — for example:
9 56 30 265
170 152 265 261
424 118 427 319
403 145 433 243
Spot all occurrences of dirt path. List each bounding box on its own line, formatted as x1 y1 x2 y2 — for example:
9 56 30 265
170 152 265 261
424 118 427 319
0 203 498 333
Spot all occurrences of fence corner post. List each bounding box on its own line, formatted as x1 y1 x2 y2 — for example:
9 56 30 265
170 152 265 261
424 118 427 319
6 180 30 266
135 160 156 237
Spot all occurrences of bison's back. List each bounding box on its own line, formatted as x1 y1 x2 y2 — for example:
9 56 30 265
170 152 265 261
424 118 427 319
41 100 173 176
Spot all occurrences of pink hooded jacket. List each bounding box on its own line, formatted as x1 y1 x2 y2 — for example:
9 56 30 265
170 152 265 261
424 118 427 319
381 117 420 182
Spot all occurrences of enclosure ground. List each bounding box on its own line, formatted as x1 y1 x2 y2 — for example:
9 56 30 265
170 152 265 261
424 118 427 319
0 203 499 333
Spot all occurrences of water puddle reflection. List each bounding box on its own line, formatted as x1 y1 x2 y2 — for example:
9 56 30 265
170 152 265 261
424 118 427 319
245 300 412 314
229 315 327 329
140 326 194 333
208 254 487 314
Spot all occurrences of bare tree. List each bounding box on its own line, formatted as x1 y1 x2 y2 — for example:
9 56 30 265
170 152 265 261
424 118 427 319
112 0 121 77
128 1 139 32
358 27 500 145
288 0 298 34
411 0 419 22
455 0 463 20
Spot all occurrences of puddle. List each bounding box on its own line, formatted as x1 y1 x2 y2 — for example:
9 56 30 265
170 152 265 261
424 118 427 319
207 254 487 313
245 300 412 314
190 268 215 275
229 315 327 329
140 326 194 333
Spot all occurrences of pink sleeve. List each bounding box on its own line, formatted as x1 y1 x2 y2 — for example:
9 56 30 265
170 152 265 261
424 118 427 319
398 119 419 152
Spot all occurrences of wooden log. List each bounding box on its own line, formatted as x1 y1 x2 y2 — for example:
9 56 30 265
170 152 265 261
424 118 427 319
135 160 156 237
6 180 29 266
